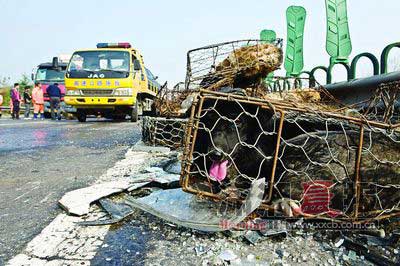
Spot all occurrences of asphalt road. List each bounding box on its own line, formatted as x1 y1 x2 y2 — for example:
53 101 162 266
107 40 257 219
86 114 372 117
0 118 141 264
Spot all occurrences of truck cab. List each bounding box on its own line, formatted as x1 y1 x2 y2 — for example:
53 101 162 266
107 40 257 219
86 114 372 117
31 56 76 115
64 42 160 122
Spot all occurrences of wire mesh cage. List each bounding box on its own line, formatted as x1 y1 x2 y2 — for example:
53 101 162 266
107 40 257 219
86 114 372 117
185 39 283 92
142 116 188 150
153 82 193 118
180 86 400 222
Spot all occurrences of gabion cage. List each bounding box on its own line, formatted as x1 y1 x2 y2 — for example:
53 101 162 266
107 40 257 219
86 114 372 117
185 39 283 92
142 116 188 150
153 82 192 118
180 87 400 222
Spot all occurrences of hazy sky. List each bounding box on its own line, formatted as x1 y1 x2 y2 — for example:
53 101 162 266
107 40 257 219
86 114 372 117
0 0 399 86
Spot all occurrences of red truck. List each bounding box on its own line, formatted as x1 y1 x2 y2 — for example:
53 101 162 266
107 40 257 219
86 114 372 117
31 56 76 116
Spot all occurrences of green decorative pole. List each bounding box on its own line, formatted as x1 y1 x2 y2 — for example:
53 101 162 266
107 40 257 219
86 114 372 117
260 29 277 88
325 0 352 83
284 6 306 77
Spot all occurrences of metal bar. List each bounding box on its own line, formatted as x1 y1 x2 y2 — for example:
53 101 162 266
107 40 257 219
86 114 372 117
266 110 285 202
182 95 205 190
354 126 364 219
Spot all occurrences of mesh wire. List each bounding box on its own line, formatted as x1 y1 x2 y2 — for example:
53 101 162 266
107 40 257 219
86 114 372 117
181 83 400 222
153 82 191 118
142 116 187 150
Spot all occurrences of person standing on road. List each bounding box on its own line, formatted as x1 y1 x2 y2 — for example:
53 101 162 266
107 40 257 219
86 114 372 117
23 86 32 119
47 82 62 120
10 83 21 120
32 82 45 120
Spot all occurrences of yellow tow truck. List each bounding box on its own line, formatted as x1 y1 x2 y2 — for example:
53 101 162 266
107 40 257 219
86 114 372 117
64 42 160 122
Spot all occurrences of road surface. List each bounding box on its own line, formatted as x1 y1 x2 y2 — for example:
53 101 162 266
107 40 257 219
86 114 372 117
0 118 140 264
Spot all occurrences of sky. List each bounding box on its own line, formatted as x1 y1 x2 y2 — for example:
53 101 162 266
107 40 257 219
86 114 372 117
0 0 399 86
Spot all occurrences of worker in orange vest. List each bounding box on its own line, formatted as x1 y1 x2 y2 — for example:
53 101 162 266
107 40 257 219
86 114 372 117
32 82 45 120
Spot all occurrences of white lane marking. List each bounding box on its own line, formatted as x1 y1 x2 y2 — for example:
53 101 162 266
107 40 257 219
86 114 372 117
39 192 55 204
13 186 40 201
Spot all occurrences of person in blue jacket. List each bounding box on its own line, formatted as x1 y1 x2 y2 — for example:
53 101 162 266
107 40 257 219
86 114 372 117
47 83 62 120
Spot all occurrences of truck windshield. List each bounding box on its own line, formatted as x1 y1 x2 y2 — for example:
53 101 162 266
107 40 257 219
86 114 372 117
36 68 66 82
67 51 130 78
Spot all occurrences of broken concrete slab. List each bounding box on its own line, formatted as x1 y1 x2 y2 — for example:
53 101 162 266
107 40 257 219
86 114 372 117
78 198 135 226
141 166 180 188
162 158 181 174
59 180 150 216
125 178 265 232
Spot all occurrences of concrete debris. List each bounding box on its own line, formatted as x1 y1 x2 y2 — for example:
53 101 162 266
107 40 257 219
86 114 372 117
259 228 288 239
58 180 150 216
162 158 181 174
243 231 262 245
78 198 134 226
218 249 237 261
194 245 210 256
334 237 345 248
59 147 180 217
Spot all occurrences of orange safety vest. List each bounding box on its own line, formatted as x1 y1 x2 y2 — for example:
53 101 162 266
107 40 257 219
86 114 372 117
32 87 44 104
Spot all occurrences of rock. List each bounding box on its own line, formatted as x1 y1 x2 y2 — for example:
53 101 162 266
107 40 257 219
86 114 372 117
201 260 209 266
230 258 242 265
244 230 262 245
348 250 357 260
259 228 288 238
218 249 238 261
276 249 284 258
334 238 344 248
212 256 224 265
283 251 289 258
247 254 255 261
195 245 210 256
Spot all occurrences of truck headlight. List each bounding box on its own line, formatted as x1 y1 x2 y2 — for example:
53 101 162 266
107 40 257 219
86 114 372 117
66 89 81 96
114 88 132 96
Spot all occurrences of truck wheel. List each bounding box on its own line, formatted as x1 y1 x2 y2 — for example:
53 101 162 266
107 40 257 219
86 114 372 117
77 110 87 122
130 101 139 122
